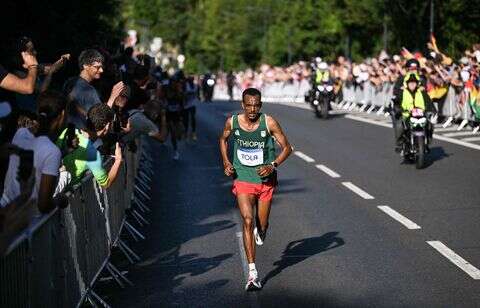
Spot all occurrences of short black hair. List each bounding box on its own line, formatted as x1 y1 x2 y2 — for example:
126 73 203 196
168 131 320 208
242 88 261 102
78 49 104 70
87 103 113 132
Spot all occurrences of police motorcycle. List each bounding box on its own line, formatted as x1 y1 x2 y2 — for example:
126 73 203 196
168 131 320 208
400 107 431 169
306 60 333 119
308 81 334 119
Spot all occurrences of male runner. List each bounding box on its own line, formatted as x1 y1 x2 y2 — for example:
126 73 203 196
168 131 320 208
219 88 292 291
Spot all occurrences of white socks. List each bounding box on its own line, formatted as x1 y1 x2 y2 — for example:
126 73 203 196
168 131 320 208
248 263 256 271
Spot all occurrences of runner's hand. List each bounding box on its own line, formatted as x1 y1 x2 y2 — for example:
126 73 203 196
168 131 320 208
256 165 274 177
224 162 235 176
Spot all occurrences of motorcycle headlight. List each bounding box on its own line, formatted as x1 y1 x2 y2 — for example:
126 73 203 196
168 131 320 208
326 85 333 92
410 117 426 125
313 100 319 105
317 85 325 91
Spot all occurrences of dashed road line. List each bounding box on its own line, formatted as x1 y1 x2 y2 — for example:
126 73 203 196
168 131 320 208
427 241 480 280
315 164 341 178
377 206 421 230
341 182 375 200
294 151 315 163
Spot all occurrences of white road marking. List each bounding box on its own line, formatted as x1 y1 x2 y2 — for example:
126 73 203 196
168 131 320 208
443 131 474 137
315 164 341 178
345 114 480 151
342 182 375 200
427 241 480 280
377 206 421 229
294 151 315 163
434 126 460 132
461 136 480 142
344 114 391 128
432 134 480 151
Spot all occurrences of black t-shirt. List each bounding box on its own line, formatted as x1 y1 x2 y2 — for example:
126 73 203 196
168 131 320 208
0 64 7 84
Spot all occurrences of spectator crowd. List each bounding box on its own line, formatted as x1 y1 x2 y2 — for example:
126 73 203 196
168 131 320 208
0 38 201 253
218 36 480 124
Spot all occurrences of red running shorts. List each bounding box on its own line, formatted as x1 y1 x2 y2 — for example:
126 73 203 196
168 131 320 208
232 179 276 202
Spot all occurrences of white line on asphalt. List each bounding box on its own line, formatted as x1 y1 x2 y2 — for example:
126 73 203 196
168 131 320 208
427 241 480 280
342 182 375 199
377 206 421 229
461 136 480 142
432 134 480 151
294 151 315 163
434 126 460 132
344 114 391 128
443 131 474 137
315 164 341 178
345 114 480 151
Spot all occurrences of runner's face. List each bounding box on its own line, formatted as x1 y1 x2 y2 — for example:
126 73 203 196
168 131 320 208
242 95 261 121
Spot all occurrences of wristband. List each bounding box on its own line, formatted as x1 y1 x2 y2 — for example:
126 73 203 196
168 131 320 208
271 161 278 169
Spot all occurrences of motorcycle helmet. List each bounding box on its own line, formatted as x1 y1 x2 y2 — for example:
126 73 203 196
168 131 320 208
405 58 420 71
318 62 328 70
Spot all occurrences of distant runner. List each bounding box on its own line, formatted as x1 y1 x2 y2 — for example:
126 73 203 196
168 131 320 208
219 88 292 291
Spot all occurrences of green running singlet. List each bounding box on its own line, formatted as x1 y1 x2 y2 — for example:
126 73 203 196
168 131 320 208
232 113 276 184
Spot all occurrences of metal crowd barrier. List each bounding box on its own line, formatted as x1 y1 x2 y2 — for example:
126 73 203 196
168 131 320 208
0 136 154 307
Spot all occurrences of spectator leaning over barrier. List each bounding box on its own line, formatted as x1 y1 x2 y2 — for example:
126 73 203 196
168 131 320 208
56 103 122 188
1 91 66 214
121 99 168 143
63 49 125 129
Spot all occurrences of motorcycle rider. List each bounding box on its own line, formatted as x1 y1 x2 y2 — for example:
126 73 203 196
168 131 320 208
315 61 331 85
393 73 434 153
391 58 427 151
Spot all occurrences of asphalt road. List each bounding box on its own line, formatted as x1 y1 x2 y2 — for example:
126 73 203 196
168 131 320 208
106 100 480 307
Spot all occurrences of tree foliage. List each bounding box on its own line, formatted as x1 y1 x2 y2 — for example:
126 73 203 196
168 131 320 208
0 0 125 66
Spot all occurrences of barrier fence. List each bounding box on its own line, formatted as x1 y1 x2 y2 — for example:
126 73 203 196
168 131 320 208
0 137 155 307
214 81 479 128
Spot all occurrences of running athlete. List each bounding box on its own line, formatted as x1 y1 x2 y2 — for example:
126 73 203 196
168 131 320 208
219 88 292 291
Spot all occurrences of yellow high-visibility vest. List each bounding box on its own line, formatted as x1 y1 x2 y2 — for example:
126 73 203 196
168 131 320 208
315 70 330 83
401 89 425 118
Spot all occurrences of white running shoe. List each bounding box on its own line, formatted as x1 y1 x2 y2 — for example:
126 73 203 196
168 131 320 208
173 151 180 160
253 227 265 246
245 269 262 291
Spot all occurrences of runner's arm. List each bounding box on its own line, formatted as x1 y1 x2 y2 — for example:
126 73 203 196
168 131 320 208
219 116 234 176
267 115 292 167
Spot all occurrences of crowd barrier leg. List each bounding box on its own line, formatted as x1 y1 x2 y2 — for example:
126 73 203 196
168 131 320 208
105 261 134 288
133 196 150 213
86 289 111 308
118 239 141 264
124 220 146 241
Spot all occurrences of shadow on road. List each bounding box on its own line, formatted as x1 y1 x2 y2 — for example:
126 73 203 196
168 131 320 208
425 146 450 167
263 232 345 285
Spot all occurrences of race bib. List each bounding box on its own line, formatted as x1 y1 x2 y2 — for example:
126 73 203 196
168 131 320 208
237 148 263 166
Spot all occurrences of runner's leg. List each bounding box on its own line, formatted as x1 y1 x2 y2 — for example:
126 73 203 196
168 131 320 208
237 193 256 263
256 199 272 233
